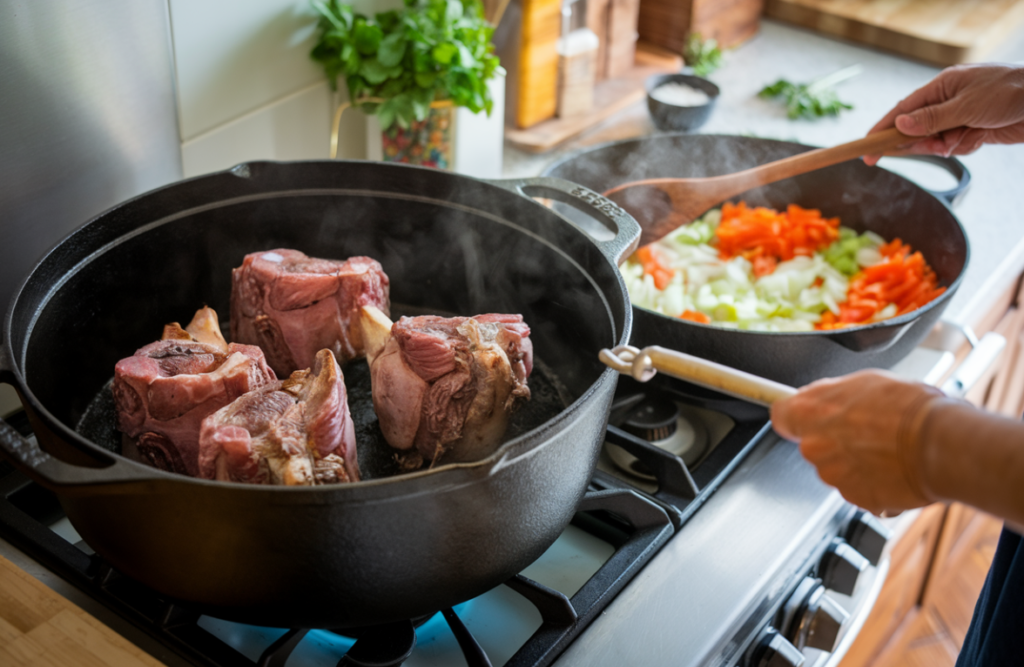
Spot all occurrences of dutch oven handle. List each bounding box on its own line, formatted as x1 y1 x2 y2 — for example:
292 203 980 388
890 155 971 206
600 332 1006 404
484 176 641 265
0 346 166 491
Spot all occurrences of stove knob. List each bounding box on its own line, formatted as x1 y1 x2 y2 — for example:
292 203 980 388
820 538 869 595
788 582 850 653
749 627 805 667
844 510 892 566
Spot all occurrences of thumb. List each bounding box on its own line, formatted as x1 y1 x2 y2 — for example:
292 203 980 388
895 112 928 136
896 99 964 136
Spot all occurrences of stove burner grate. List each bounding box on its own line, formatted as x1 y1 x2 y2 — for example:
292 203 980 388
0 452 672 667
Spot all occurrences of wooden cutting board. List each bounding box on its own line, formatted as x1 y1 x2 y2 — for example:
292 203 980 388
0 555 165 666
764 0 1024 66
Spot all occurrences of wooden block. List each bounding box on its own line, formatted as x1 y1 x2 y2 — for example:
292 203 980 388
633 39 685 70
598 0 641 79
517 0 563 128
0 555 164 667
764 0 1024 66
586 0 613 79
638 0 764 54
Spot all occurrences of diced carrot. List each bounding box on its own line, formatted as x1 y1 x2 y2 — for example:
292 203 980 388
715 202 840 277
752 255 778 278
635 245 676 290
680 310 711 324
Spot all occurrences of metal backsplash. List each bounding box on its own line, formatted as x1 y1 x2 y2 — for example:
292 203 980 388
0 0 183 319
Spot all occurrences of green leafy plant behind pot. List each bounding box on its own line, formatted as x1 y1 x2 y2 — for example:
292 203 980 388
310 0 503 131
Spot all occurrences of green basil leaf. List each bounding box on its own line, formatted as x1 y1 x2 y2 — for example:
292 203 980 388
378 32 407 67
360 57 392 84
344 48 362 75
415 71 437 88
353 21 383 55
432 42 457 64
380 78 406 98
456 43 476 67
411 88 433 120
377 100 396 130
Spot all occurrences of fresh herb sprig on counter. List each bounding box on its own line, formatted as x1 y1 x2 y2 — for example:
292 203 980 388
683 33 722 77
310 0 503 130
759 65 862 120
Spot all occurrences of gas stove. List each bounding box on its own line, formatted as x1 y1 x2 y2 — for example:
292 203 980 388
0 373 889 667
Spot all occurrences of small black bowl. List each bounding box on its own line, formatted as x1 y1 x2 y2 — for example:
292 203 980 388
646 73 719 132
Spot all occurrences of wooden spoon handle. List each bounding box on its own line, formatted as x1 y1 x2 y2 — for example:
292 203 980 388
599 345 797 407
706 127 914 198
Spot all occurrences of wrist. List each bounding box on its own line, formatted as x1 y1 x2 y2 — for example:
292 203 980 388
897 391 947 503
913 396 973 502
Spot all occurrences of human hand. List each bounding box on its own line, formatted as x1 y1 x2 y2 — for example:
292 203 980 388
864 63 1024 165
770 370 944 516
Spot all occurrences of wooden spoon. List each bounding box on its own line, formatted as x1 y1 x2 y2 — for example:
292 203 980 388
599 345 796 407
603 127 913 247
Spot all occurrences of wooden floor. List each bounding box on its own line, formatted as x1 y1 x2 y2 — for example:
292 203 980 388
870 509 1004 667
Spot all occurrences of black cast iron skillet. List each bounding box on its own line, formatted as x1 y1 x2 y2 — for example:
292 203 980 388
0 160 642 629
543 134 971 386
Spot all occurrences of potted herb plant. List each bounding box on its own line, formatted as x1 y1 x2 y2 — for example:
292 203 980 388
311 0 502 168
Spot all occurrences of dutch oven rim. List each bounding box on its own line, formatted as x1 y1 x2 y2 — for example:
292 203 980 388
0 160 638 495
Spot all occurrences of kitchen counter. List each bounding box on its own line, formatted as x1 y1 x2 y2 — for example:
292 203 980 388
503 18 1024 341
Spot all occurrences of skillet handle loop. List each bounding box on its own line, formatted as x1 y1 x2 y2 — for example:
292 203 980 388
600 345 798 407
889 155 971 206
484 176 641 265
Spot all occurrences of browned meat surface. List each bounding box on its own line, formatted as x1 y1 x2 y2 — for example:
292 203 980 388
230 249 390 376
197 349 359 485
361 307 532 468
112 307 276 476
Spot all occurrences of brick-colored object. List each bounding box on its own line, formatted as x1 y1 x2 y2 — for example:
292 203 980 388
637 0 764 55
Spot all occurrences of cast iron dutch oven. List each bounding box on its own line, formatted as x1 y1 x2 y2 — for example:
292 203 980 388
0 161 642 629
543 134 971 386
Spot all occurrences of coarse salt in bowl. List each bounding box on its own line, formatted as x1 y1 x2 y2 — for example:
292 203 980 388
645 73 720 132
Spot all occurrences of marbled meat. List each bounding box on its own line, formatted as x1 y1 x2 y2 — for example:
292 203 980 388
231 249 390 376
361 307 532 469
112 307 276 476
198 349 359 485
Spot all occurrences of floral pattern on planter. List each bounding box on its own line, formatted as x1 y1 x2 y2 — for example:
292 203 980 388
381 105 453 169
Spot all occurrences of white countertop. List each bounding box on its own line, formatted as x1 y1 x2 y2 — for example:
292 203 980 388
503 18 1024 340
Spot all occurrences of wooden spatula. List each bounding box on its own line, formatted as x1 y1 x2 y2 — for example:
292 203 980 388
603 128 913 247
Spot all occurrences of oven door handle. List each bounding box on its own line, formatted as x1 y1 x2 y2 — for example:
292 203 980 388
822 555 891 667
